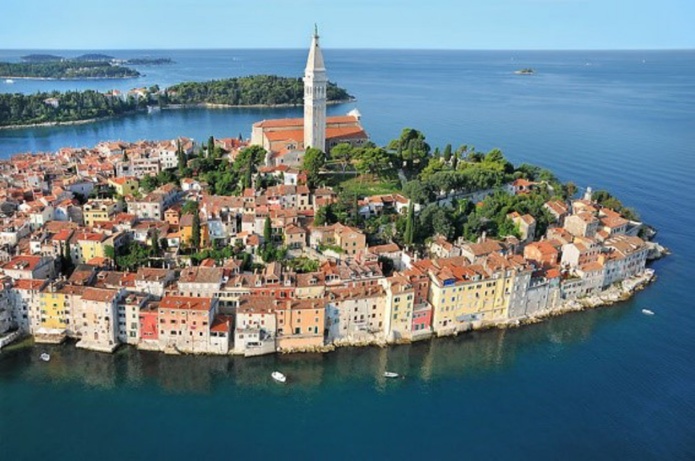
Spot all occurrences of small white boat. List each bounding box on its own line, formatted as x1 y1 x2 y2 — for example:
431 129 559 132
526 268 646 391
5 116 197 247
5 79 14 84
642 309 655 316
384 371 399 379
271 371 286 383
40 352 50 362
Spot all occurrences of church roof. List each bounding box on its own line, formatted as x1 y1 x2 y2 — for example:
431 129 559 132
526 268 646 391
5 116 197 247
254 115 358 129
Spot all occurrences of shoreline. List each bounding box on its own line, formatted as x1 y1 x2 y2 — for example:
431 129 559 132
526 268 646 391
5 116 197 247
0 98 355 131
4 269 657 356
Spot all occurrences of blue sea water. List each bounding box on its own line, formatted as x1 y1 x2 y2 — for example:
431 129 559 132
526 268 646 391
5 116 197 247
1 49 694 460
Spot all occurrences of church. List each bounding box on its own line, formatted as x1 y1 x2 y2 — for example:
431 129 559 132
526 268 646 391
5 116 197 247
250 28 369 167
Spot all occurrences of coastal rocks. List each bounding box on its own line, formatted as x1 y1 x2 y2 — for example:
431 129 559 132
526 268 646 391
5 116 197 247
646 241 670 260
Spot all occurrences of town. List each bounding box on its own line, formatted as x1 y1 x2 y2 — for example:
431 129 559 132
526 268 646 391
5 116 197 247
0 30 661 356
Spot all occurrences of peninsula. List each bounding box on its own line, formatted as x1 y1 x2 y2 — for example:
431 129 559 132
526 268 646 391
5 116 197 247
0 76 353 128
0 30 664 358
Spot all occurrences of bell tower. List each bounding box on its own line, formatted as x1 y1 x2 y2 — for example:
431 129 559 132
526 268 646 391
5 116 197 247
303 25 327 151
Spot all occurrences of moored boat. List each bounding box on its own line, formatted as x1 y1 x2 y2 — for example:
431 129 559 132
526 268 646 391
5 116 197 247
384 371 399 379
5 79 14 84
642 309 655 316
271 371 286 383
40 352 50 362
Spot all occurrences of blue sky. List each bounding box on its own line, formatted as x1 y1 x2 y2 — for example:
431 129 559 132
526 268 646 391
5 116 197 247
2 0 693 49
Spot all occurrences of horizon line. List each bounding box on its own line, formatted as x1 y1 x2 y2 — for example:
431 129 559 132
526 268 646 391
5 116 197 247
1 47 694 52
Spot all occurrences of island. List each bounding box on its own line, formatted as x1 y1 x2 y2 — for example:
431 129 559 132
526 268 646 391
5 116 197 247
0 61 140 80
0 75 353 128
20 53 65 62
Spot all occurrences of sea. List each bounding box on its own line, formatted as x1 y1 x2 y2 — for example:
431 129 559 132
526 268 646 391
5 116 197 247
0 49 694 460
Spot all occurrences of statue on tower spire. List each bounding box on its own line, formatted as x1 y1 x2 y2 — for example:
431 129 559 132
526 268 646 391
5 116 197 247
314 23 319 39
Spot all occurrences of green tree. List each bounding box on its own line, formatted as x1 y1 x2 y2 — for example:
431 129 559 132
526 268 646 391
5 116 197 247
207 136 215 158
355 146 391 175
404 202 415 246
302 147 326 188
402 180 433 204
182 200 198 215
140 175 158 193
104 245 115 260
330 143 354 172
151 229 161 257
443 144 452 162
191 212 201 250
263 216 272 244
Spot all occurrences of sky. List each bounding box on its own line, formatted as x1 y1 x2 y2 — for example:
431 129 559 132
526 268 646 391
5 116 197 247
2 0 693 50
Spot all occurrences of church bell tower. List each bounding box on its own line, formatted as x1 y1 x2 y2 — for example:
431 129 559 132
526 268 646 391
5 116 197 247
303 25 327 152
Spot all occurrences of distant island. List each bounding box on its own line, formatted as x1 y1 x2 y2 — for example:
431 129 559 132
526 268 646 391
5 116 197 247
0 75 352 128
514 68 535 75
21 53 174 65
4 54 175 80
0 61 140 79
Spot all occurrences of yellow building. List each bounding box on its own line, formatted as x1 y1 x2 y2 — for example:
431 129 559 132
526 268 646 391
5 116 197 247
38 283 84 335
180 214 209 248
71 232 107 265
384 274 415 341
424 256 517 335
83 199 119 227
108 177 139 196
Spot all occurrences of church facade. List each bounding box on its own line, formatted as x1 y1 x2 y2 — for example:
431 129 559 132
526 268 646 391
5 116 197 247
250 29 369 167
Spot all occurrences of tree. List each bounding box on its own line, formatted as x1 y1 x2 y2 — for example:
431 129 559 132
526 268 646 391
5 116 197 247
177 140 187 175
151 229 161 257
104 245 115 260
355 146 391 175
191 212 201 250
140 175 158 193
443 144 452 162
404 202 415 246
402 180 433 204
302 147 326 188
63 240 74 274
263 216 272 244
182 200 198 215
330 143 354 173
207 136 215 158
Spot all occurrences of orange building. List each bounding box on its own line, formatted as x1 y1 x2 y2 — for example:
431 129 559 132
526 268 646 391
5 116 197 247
275 298 325 351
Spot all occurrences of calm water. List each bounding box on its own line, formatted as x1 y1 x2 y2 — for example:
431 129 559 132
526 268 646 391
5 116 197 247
1 49 694 460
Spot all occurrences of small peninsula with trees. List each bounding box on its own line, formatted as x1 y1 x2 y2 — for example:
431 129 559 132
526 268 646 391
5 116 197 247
0 75 353 128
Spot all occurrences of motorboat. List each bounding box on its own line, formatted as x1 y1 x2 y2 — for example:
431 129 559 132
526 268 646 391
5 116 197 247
5 79 14 84
641 309 655 316
40 352 50 362
384 371 399 379
271 371 286 383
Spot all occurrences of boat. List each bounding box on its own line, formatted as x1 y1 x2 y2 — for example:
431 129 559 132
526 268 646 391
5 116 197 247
384 371 399 379
514 68 534 75
271 371 286 383
5 79 14 84
40 352 50 362
642 309 655 316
